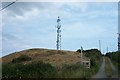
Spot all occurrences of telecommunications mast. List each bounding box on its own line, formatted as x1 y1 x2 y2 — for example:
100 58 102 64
56 16 61 50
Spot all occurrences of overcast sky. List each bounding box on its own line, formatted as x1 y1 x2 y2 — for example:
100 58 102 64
2 2 118 57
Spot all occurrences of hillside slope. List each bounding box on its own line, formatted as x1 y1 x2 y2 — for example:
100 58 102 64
2 48 102 78
2 48 83 66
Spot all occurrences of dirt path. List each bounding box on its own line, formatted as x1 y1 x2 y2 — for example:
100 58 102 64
92 57 107 78
93 57 119 78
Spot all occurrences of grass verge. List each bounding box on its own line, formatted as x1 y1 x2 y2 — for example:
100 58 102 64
105 57 114 77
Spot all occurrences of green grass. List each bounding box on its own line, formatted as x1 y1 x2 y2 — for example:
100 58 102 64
2 61 101 79
106 51 120 74
58 63 84 78
80 49 102 78
57 62 100 79
2 61 57 78
105 57 113 77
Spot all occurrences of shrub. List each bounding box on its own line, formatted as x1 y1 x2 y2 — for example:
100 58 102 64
12 55 32 63
2 61 57 78
76 49 81 53
59 63 84 78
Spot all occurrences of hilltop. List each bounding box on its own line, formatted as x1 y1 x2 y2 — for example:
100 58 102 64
2 48 83 66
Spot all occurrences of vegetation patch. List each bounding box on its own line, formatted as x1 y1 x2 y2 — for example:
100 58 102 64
105 57 113 77
77 49 102 74
56 49 102 78
2 48 102 79
2 60 101 79
12 55 32 63
106 51 120 74
57 62 99 79
2 61 57 78
58 63 84 78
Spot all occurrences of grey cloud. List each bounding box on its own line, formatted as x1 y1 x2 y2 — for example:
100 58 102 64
2 2 49 16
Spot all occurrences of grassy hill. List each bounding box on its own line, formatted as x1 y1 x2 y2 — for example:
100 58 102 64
2 48 81 67
2 48 102 79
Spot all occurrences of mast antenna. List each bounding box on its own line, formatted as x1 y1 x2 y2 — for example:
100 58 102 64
56 16 61 50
